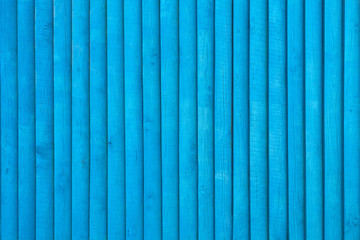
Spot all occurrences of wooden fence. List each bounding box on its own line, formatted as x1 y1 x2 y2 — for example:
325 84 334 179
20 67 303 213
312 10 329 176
0 0 359 239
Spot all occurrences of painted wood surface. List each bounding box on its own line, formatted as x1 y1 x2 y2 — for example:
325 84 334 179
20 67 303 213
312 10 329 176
0 0 359 239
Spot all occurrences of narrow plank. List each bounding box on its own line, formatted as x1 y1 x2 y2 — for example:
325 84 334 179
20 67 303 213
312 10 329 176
268 0 287 238
54 0 72 238
249 0 268 238
160 0 179 239
107 0 125 239
0 0 18 238
233 0 249 239
344 0 360 239
214 1 232 239
35 0 54 238
18 0 36 239
179 0 197 239
89 0 107 238
142 0 161 239
324 0 343 238
287 0 305 238
197 0 215 239
72 0 90 238
124 0 144 239
305 0 324 238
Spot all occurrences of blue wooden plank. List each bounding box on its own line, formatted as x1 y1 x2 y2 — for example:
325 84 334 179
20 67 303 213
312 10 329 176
0 0 18 238
160 0 179 239
305 0 324 238
324 0 343 239
214 1 232 239
233 0 249 239
89 0 107 238
179 0 197 239
268 0 287 238
344 1 360 239
35 0 54 237
142 0 161 239
54 0 72 238
72 0 90 238
17 0 36 239
197 1 214 239
124 0 143 239
107 0 125 239
249 0 268 238
287 0 305 238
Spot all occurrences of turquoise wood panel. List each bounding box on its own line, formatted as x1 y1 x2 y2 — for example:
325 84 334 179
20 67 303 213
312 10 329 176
0 0 358 239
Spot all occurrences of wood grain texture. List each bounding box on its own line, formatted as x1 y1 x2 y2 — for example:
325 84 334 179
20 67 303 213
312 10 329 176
287 0 305 238
89 0 107 238
214 1 232 239
35 0 54 238
142 0 161 239
344 1 360 239
54 0 72 238
18 0 36 239
0 0 18 239
160 0 179 239
324 0 344 239
233 0 249 239
197 1 215 240
107 0 125 239
72 0 90 238
305 0 324 238
0 1 358 239
249 0 268 238
269 0 287 238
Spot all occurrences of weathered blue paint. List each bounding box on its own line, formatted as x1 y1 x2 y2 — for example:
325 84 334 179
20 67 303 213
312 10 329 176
197 1 215 240
89 0 107 238
124 0 143 239
324 0 344 239
0 1 359 239
344 1 360 239
249 0 268 239
179 0 197 240
305 0 324 238
142 0 161 239
35 0 54 238
72 0 90 238
107 0 126 239
54 0 72 239
269 0 287 239
17 0 36 239
0 0 18 239
287 0 305 238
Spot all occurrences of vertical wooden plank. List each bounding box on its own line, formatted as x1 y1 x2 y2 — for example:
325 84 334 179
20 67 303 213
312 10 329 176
344 0 360 239
54 0 72 238
160 0 179 239
324 0 343 239
249 0 268 238
35 0 54 237
214 1 232 239
142 0 161 239
0 0 18 238
268 0 287 238
89 0 107 238
305 0 324 238
107 0 125 239
18 0 36 239
124 0 143 239
287 0 305 238
233 0 249 239
72 0 90 238
197 0 214 239
179 0 197 239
